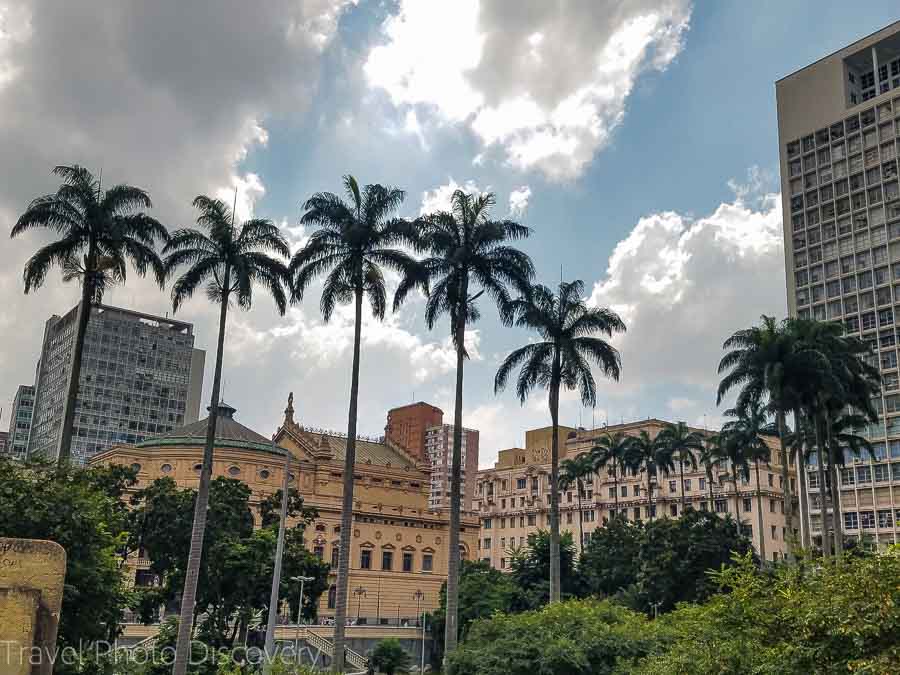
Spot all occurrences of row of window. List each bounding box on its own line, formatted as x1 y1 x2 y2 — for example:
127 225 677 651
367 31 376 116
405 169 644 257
787 99 899 159
843 509 899 530
354 548 433 573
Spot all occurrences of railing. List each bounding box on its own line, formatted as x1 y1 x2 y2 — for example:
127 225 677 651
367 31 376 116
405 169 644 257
301 627 368 671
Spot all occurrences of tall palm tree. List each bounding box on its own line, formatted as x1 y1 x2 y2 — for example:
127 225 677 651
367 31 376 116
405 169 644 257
714 430 751 529
591 432 633 515
495 279 624 606
698 435 721 513
559 452 595 552
290 176 421 672
627 430 659 521
717 315 825 561
164 195 290 675
418 190 533 660
723 402 774 564
11 165 168 465
657 422 704 512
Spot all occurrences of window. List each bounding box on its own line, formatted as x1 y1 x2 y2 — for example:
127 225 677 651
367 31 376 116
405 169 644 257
483 518 492 529
669 504 678 516
770 499 776 513
608 487 615 498
771 525 777 540
743 498 752 513
328 586 337 609
361 549 372 569
844 512 859 529
860 511 876 529
422 554 433 572
331 547 339 567
715 500 727 513
878 509 894 528
566 512 573 524
527 514 536 526
402 552 413 572
699 477 706 491
669 480 677 493
314 545 324 560
874 464 890 482
516 478 526 490
382 550 393 571
620 485 627 497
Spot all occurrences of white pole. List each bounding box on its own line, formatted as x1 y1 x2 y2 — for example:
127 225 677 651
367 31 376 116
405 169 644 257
295 577 305 663
420 608 426 673
263 441 291 664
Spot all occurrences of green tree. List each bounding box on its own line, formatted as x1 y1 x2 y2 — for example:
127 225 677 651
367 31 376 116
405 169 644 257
712 430 750 528
626 430 661 521
580 515 642 597
289 176 421 672
163 196 291 673
495 279 624 601
0 459 136 673
11 165 168 465
369 638 413 675
509 529 582 609
591 432 633 514
445 599 660 675
417 189 533 659
696 436 720 513
560 452 596 551
429 560 521 665
656 422 704 512
635 508 753 614
722 401 774 563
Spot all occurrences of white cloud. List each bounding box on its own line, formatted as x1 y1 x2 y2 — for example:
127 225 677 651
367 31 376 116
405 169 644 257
365 0 692 179
508 185 531 216
419 178 486 214
588 177 786 396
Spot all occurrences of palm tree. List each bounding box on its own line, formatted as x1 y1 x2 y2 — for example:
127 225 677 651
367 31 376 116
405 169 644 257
714 431 750 529
418 190 533 660
164 195 290 675
591 432 633 515
698 435 721 513
723 401 774 564
290 176 421 673
11 165 168 465
657 422 704 512
495 279 624 609
717 315 825 561
559 452 595 552
627 430 659 521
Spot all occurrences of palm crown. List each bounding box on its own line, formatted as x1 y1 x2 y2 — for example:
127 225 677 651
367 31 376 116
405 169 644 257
290 175 420 320
416 190 534 350
164 196 291 313
559 453 594 495
12 164 168 300
494 280 624 404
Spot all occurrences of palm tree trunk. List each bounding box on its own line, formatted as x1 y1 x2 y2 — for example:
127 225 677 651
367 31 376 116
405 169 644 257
173 268 230 675
576 480 584 554
814 414 831 558
754 460 766 565
708 469 714 512
548 354 562 604
776 409 795 562
679 460 686 511
612 458 619 513
331 285 365 673
263 448 291 660
825 413 843 559
732 475 741 530
442 304 467 662
55 268 94 466
647 466 654 522
794 408 812 550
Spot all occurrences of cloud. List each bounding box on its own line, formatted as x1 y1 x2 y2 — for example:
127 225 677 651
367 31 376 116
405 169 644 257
588 175 786 397
508 185 532 216
419 178 486 214
365 0 692 179
0 0 355 416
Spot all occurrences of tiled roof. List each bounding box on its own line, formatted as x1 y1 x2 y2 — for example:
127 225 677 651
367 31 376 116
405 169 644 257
301 429 416 468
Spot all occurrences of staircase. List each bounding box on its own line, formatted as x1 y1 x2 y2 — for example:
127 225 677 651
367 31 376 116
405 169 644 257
299 627 368 671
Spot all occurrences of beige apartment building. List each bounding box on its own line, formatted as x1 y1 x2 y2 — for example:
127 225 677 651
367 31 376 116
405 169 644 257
473 419 799 566
90 395 479 625
777 21 900 549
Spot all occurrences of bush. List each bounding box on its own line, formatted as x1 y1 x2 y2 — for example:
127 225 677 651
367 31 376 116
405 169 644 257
446 599 663 675
369 638 412 674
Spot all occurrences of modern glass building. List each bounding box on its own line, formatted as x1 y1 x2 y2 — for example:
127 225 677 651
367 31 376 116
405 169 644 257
777 21 900 548
27 303 205 465
5 384 35 460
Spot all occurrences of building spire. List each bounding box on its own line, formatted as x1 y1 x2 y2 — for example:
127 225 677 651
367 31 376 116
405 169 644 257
284 391 295 426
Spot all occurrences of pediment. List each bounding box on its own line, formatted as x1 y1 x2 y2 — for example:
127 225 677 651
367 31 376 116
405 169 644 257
275 425 321 462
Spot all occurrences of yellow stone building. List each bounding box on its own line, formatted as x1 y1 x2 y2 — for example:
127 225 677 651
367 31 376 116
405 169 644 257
474 419 800 566
90 396 479 624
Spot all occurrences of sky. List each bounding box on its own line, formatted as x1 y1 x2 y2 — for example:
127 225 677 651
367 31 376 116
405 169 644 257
1 1 898 468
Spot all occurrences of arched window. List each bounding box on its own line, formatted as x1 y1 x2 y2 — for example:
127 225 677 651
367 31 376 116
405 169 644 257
327 586 337 609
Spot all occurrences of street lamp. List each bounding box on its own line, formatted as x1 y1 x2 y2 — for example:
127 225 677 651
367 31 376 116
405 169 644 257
353 586 367 623
290 575 314 663
414 590 425 674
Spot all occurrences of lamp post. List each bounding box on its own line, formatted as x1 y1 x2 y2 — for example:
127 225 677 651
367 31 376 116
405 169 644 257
354 586 367 623
290 575 314 663
414 590 425 674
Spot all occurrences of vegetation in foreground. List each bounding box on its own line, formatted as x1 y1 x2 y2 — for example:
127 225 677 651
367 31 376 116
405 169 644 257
447 548 900 675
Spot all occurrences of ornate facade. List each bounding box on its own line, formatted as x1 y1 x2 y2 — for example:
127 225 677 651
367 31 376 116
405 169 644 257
474 419 800 567
90 396 479 623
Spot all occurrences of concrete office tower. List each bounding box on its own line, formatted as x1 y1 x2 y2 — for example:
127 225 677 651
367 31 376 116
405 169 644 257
6 384 35 459
385 402 444 461
27 304 205 465
777 21 900 548
425 423 480 511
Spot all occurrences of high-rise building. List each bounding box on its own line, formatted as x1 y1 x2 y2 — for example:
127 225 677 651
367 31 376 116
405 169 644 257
474 420 798 567
385 402 444 461
0 431 8 457
776 21 900 548
424 423 480 511
28 303 205 465
6 384 35 460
